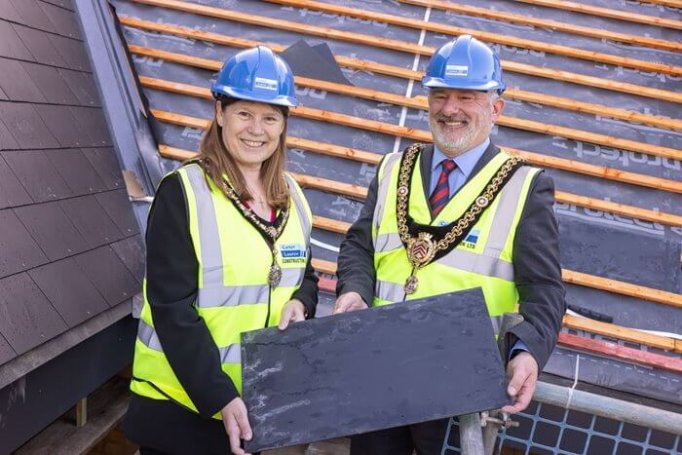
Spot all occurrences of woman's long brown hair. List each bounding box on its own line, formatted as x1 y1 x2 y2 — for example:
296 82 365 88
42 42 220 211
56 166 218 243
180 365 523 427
196 98 290 209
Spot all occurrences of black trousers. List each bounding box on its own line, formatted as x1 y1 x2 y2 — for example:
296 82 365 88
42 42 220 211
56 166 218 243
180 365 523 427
350 418 452 455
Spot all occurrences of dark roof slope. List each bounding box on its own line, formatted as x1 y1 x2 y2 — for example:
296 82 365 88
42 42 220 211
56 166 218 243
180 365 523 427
0 0 143 373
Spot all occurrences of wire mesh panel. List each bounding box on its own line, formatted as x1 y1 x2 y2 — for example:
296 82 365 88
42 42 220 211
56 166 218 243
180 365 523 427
441 401 682 454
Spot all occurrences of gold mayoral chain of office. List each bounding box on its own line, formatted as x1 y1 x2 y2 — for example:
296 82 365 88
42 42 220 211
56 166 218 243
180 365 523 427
396 143 525 295
219 177 290 287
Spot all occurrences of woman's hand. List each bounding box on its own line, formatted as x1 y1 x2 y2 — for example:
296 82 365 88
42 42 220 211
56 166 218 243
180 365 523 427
221 397 253 455
278 299 306 330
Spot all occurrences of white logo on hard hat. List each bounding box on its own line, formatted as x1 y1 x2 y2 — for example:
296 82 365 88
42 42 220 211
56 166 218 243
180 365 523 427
254 77 278 91
445 65 468 77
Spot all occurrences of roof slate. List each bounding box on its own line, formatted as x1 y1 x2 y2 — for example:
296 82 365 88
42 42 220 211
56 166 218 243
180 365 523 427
0 11 142 370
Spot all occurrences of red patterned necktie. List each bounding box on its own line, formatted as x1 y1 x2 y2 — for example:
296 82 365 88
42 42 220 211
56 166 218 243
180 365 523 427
429 159 457 217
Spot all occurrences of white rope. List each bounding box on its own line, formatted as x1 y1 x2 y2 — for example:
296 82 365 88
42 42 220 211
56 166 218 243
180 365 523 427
566 354 580 410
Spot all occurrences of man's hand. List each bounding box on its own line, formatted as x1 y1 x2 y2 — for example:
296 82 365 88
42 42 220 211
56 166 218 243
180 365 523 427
501 351 538 414
333 292 368 314
221 397 252 455
279 299 306 330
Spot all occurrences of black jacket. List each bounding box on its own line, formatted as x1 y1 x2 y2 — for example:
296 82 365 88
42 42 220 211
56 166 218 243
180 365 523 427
336 143 566 370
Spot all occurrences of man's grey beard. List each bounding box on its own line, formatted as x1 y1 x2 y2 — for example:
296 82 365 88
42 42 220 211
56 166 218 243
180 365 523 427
429 117 477 156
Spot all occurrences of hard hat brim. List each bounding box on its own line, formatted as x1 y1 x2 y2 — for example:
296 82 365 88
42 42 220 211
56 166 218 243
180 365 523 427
211 84 299 107
422 76 505 93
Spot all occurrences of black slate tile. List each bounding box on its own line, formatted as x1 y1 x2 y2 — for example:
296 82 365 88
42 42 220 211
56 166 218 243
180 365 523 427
0 102 58 149
51 33 90 71
13 24 67 68
69 107 111 147
73 246 140 306
110 235 145 283
21 61 78 105
14 201 86 260
2 150 72 201
0 57 46 102
241 289 509 452
0 155 32 209
38 1 79 39
0 272 67 355
0 118 19 150
40 0 73 11
36 106 83 148
0 209 48 277
59 195 123 248
0 20 34 61
95 190 139 236
58 68 99 106
0 333 17 366
81 148 124 190
46 148 108 195
0 0 22 22
29 258 109 326
9 0 55 32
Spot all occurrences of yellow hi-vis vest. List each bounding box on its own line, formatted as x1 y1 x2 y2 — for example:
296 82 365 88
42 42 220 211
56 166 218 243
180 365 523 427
131 163 312 417
372 148 539 333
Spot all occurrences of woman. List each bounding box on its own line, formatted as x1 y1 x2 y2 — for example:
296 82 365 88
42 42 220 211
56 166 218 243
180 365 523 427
124 46 318 455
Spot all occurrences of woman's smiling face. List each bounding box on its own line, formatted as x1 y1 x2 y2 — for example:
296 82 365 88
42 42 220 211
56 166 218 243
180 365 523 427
216 100 285 170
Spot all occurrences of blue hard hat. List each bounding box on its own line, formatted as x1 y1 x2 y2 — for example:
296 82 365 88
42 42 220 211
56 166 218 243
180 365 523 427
211 46 299 107
422 35 505 94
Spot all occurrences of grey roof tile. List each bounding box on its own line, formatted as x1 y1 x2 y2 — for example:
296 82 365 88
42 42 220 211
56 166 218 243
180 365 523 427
69 107 112 147
0 58 47 103
95 189 139 237
14 200 87 261
0 118 19 150
0 333 16 365
13 24 68 68
110 235 145 283
59 195 123 249
0 19 34 61
73 246 140 306
0 102 58 149
0 209 48 277
2 150 72 201
0 86 6 100
9 0 56 34
20 61 78 104
45 148 108 195
0 272 67 355
58 68 99 106
0 0 22 22
50 33 90 71
40 0 73 11
0 155 31 209
81 147 125 190
38 0 79 39
29 258 109 326
35 105 83 147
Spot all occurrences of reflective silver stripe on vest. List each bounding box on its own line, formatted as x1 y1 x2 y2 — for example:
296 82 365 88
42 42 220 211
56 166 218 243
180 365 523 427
219 343 241 364
372 153 402 248
483 165 533 256
183 165 226 308
197 284 270 308
138 319 241 364
437 249 514 281
284 173 311 244
374 232 403 254
138 318 163 351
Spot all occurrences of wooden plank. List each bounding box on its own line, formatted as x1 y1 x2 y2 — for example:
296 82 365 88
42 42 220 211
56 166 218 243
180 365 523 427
129 44 682 132
515 0 682 31
395 0 682 53
558 332 682 374
562 269 682 309
119 15 682 104
312 258 337 275
313 215 351 234
263 0 682 76
290 172 368 199
563 314 682 354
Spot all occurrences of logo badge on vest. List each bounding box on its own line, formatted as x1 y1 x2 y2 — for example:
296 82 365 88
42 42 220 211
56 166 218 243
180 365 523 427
462 230 480 249
280 243 307 264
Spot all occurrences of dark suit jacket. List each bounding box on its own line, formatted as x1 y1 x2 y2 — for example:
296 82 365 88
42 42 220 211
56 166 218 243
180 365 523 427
336 142 566 369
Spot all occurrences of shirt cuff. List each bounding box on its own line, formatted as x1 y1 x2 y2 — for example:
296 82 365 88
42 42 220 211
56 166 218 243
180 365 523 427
509 339 529 360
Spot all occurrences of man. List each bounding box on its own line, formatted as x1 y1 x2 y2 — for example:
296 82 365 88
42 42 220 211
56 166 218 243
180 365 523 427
334 35 566 454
